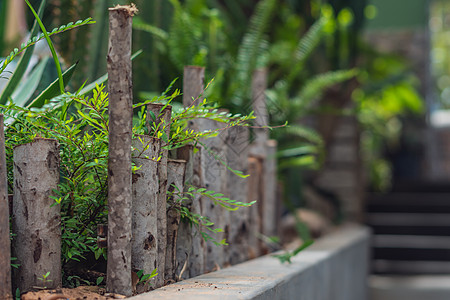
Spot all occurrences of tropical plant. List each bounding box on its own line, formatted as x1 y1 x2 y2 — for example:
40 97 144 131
354 48 424 191
0 0 95 108
2 81 256 284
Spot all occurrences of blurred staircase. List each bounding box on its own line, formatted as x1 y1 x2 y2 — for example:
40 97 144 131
367 182 450 274
366 181 450 300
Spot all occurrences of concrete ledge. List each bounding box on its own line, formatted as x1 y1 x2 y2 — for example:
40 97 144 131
130 225 370 300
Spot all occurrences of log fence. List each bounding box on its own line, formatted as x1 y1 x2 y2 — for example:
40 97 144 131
0 5 278 299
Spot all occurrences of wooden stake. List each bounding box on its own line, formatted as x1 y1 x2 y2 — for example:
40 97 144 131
262 140 278 240
250 68 269 157
147 103 172 288
165 159 186 282
0 115 12 300
201 118 228 272
176 145 205 278
106 5 135 296
183 66 205 107
247 156 263 259
131 136 161 293
12 138 61 293
181 66 207 276
226 126 251 265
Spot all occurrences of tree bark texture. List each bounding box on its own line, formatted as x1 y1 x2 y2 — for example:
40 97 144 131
106 5 136 296
12 138 61 293
250 68 269 158
225 126 251 265
165 159 186 282
182 66 205 107
176 145 205 278
147 103 172 288
247 156 263 259
200 119 228 272
0 115 12 299
262 140 278 243
131 136 160 293
181 66 207 276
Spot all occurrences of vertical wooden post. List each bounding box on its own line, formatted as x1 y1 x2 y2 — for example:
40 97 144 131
0 115 12 300
165 159 186 282
12 138 61 293
176 145 205 278
106 4 136 296
147 103 171 288
247 157 263 259
250 68 279 252
201 119 228 272
183 66 205 107
131 136 161 293
263 140 278 240
182 66 206 276
183 66 229 271
226 126 250 265
250 68 269 157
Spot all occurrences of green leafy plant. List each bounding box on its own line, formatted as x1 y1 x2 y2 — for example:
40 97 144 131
136 268 158 287
272 240 314 264
37 271 52 288
3 80 256 284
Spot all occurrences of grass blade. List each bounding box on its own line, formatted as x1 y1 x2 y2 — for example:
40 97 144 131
24 0 64 94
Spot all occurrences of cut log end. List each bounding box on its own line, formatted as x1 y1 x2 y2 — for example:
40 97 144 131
109 4 138 16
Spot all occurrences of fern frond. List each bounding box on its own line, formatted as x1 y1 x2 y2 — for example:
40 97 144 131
282 125 324 145
295 69 357 110
167 0 204 69
287 17 326 84
232 0 276 105
0 18 95 75
133 20 169 41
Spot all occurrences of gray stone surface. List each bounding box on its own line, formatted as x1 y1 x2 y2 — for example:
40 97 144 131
370 275 450 300
130 225 370 300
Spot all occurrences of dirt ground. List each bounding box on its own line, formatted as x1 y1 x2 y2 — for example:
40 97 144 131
21 286 126 300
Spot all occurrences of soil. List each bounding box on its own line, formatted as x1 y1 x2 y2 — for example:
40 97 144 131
21 286 126 300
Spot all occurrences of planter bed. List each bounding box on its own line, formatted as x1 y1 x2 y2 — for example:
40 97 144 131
131 225 370 300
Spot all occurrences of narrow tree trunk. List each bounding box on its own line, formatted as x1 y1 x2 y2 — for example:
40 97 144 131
249 68 274 255
262 140 278 243
226 126 251 265
181 66 207 276
201 119 228 272
12 138 61 293
165 159 186 282
147 103 172 288
247 156 263 259
250 68 269 157
0 115 12 299
131 136 160 293
106 5 136 296
176 145 205 278
183 66 205 107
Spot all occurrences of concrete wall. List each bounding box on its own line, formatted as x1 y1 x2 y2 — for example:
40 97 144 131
130 225 370 300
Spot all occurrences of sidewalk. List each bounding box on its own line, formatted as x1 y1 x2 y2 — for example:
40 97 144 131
370 275 450 300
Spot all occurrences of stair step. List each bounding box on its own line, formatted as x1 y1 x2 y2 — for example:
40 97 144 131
373 235 450 249
367 193 450 213
372 261 450 275
391 180 450 193
370 275 450 300
370 225 450 236
367 213 450 227
373 247 450 261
